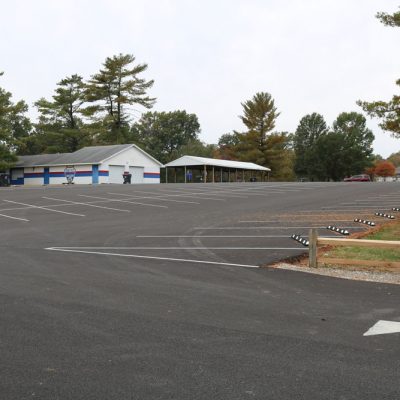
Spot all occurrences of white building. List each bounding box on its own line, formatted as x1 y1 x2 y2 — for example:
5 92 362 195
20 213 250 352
10 144 162 185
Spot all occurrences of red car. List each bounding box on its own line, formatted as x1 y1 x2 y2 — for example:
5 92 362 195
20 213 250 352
343 174 371 182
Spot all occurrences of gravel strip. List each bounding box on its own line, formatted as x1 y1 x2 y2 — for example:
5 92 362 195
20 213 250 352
273 262 400 285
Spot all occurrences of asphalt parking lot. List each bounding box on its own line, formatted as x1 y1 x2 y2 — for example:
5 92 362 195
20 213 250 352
1 182 400 399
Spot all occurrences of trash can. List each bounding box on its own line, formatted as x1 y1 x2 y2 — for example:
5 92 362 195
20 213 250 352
123 172 132 184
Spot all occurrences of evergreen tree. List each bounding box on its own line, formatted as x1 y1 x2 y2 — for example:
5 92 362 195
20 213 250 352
86 53 155 144
314 112 374 181
0 72 31 168
25 74 90 154
215 133 241 160
265 133 295 181
376 6 400 27
358 6 400 138
332 112 374 176
234 92 279 166
357 79 400 138
293 113 328 180
313 132 346 181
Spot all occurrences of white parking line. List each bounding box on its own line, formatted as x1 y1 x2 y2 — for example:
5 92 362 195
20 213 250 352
78 194 168 208
125 189 226 202
0 213 29 222
3 200 85 217
107 192 200 204
323 205 395 209
47 246 304 250
193 226 364 230
239 220 356 223
46 247 260 268
42 196 131 212
168 188 249 198
177 187 286 196
136 235 339 238
316 209 384 213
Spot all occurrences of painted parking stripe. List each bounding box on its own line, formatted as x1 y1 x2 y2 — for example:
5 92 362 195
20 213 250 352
154 189 229 201
177 188 285 197
78 194 168 208
124 190 226 202
239 219 357 223
46 247 260 268
168 188 249 198
3 200 85 217
323 205 397 209
107 192 201 204
42 196 131 212
0 213 29 222
136 235 339 238
47 246 305 250
192 226 364 230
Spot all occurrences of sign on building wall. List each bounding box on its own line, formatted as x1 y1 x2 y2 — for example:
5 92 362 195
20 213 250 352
64 166 76 184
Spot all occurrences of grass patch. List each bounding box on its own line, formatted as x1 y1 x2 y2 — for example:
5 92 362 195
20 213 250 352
323 220 400 265
328 246 400 262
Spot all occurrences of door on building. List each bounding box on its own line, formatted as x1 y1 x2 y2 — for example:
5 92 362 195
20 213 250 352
108 165 125 184
129 167 144 183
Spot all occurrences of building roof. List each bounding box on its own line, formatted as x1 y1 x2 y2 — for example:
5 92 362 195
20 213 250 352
164 155 271 171
15 144 163 167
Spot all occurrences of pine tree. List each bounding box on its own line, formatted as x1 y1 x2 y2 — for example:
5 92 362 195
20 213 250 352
235 92 279 166
0 72 31 168
29 74 90 154
86 53 155 144
376 6 400 27
357 6 400 138
293 113 328 180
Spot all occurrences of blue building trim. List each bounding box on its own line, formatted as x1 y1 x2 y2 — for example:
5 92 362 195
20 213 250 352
92 165 99 184
10 177 24 185
144 172 160 179
24 173 44 178
44 167 50 184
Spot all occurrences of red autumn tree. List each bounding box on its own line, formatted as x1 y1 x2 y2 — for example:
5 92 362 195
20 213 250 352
374 160 396 179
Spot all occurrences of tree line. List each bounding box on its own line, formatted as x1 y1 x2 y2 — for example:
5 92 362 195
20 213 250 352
0 5 398 180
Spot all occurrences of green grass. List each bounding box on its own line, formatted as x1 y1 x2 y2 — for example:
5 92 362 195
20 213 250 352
325 220 400 263
329 246 400 262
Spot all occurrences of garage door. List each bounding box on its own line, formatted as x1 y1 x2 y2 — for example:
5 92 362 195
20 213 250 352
109 165 125 184
129 167 144 184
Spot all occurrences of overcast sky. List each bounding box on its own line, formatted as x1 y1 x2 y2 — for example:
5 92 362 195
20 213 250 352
1 0 399 157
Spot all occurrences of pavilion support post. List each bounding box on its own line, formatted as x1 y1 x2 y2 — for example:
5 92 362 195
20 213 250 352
220 168 223 183
184 166 187 183
165 167 168 184
235 169 238 183
212 166 215 183
174 168 177 183
228 169 230 183
204 165 206 183
242 170 245 182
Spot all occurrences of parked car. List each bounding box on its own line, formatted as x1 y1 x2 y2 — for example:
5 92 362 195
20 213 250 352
343 174 371 182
